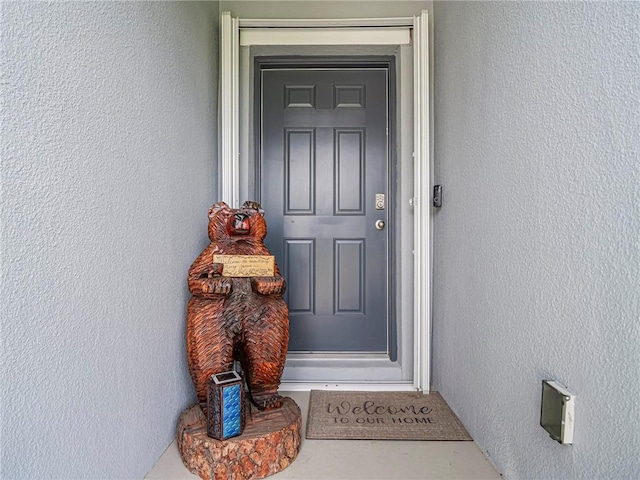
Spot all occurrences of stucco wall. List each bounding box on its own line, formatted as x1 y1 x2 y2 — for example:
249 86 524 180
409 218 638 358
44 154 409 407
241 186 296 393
432 1 639 479
1 2 218 478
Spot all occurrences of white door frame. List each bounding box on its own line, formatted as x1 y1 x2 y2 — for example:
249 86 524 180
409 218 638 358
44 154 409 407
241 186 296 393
219 11 431 392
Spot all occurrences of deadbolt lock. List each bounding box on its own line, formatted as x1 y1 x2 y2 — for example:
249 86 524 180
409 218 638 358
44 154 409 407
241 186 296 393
375 193 385 210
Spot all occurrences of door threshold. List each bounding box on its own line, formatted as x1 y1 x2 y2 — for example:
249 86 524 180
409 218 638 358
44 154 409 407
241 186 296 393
281 381 418 392
287 352 389 359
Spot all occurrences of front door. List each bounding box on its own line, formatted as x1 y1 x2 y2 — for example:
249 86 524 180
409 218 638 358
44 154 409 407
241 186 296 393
259 62 392 354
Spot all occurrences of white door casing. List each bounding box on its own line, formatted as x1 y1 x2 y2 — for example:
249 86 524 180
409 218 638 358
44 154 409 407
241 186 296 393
219 11 431 392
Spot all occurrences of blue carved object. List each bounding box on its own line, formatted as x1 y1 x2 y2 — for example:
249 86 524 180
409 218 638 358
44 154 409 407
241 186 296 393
207 371 246 440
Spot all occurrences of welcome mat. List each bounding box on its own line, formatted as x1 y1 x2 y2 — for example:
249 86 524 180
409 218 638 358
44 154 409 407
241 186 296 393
306 390 472 441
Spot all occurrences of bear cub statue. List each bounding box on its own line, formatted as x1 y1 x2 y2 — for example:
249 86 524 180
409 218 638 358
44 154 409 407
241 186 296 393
187 201 289 411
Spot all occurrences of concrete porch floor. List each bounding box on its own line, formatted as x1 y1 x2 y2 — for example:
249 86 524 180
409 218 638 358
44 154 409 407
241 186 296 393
146 391 501 480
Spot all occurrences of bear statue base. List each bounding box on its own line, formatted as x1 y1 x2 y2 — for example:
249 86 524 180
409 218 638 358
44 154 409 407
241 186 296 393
177 397 302 480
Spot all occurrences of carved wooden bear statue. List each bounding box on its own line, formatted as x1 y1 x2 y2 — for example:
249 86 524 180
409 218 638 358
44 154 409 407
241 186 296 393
187 201 289 411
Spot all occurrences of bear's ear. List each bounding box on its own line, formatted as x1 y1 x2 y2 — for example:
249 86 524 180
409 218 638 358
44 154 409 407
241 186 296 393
242 200 264 214
208 202 229 219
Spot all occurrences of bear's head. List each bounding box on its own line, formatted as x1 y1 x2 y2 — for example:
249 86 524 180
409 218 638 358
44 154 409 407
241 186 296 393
207 201 267 244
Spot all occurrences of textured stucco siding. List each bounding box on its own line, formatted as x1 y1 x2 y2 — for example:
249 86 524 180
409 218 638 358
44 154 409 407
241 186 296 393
1 2 218 478
432 2 639 479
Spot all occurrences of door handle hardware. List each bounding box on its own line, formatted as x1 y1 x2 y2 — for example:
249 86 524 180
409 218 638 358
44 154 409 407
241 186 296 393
375 220 386 230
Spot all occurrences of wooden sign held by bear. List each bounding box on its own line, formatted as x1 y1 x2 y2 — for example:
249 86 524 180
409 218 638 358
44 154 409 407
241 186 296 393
186 201 289 411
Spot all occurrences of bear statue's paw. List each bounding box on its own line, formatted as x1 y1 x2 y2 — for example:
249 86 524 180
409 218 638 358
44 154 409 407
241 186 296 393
203 278 232 295
251 276 285 296
252 393 284 411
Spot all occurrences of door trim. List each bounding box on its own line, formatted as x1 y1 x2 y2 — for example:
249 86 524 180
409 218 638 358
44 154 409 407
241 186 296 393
241 28 410 46
219 11 431 392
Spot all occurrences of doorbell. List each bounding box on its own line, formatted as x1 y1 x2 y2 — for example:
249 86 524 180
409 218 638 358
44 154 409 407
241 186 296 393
433 185 443 208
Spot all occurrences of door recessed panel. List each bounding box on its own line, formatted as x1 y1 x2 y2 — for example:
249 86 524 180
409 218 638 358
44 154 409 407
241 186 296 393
284 239 315 313
334 84 366 108
334 129 365 215
334 239 365 314
285 85 315 108
285 129 315 214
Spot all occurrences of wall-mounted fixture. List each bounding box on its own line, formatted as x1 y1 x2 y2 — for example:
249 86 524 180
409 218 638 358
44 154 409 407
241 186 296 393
540 380 575 445
433 185 442 207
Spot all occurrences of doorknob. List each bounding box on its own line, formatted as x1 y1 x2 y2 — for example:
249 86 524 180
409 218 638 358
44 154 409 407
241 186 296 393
375 220 385 230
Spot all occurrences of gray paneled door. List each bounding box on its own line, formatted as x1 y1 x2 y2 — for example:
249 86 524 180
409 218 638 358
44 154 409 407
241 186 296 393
260 65 390 353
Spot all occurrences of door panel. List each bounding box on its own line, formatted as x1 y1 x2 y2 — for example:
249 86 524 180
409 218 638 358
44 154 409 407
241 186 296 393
261 68 389 353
